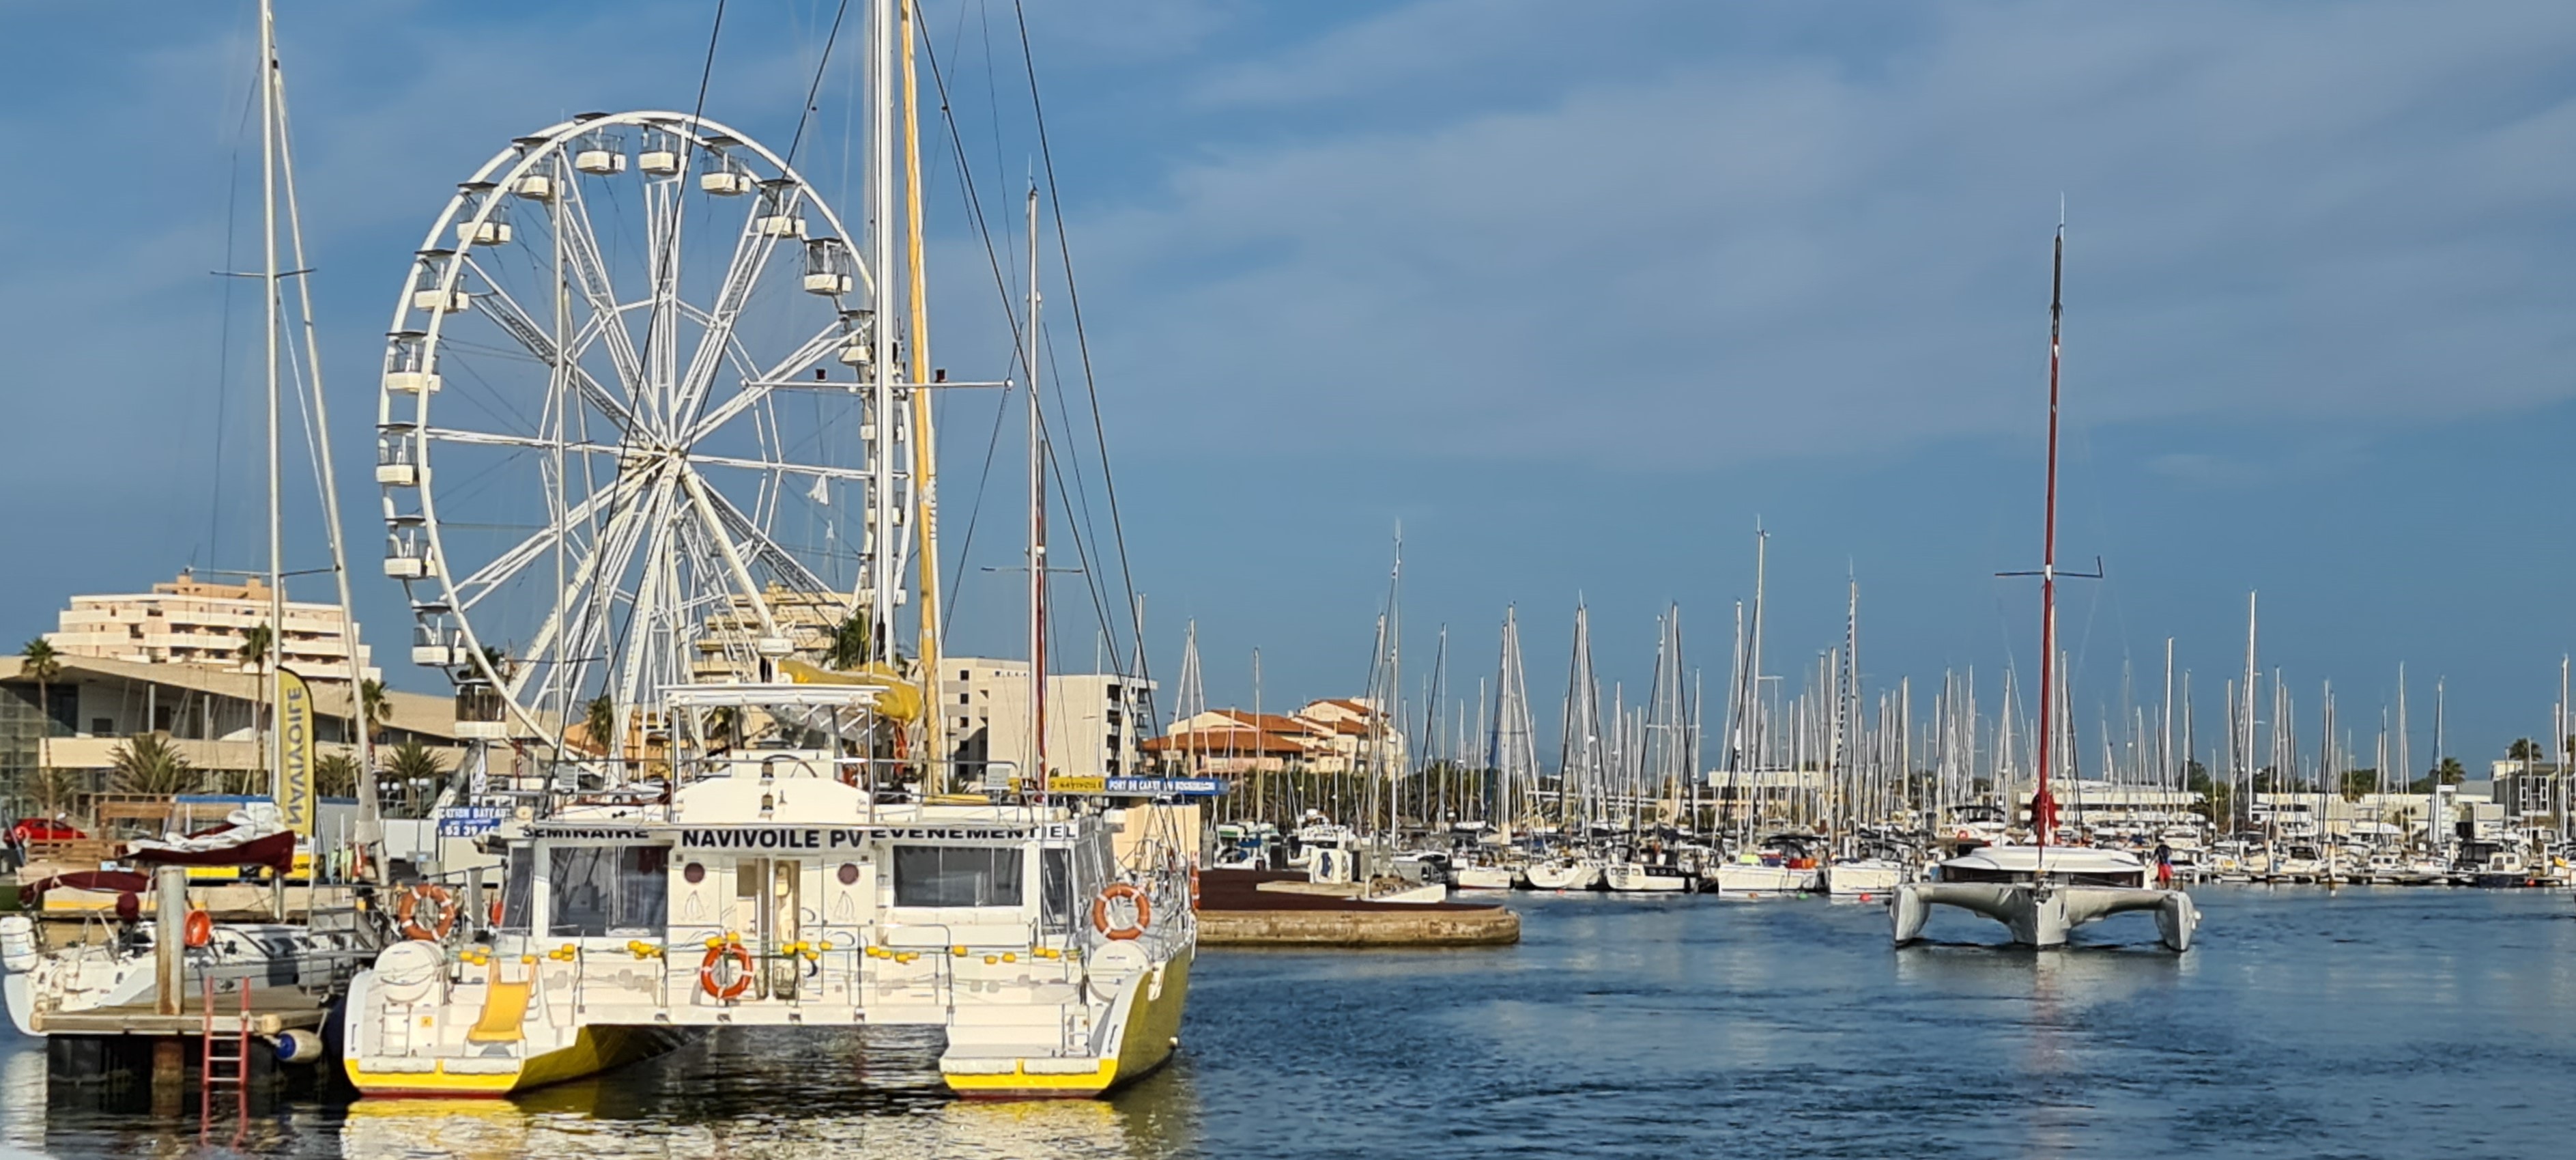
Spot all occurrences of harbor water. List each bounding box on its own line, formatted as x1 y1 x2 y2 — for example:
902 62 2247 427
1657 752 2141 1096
6 886 2573 1159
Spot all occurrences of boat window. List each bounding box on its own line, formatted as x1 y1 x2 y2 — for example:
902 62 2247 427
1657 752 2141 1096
548 845 669 937
1040 847 1074 929
891 845 1023 908
498 845 534 930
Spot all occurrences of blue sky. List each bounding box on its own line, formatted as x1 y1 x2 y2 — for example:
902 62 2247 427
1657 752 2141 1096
5 1 2575 772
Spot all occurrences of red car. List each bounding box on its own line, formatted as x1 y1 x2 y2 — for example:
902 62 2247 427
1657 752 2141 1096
10 818 85 845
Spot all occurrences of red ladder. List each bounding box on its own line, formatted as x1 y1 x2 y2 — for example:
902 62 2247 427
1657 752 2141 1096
199 972 251 1129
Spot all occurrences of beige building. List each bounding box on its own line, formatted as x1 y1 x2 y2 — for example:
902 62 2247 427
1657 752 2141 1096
2 653 461 817
689 585 856 683
46 571 378 684
1145 698 1403 778
941 657 1156 784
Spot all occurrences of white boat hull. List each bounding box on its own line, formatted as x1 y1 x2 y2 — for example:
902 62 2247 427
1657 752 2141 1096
1706 863 1819 897
1891 882 2197 950
1452 865 1519 890
1523 861 1601 891
1600 864 1693 893
1824 860 1905 899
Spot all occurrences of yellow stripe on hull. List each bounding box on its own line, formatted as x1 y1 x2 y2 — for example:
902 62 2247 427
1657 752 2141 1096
943 947 1193 1099
345 1024 694 1099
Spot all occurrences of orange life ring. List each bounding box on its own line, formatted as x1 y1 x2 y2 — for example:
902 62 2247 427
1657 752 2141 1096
488 896 506 928
699 940 755 1000
395 884 459 942
1091 882 1151 940
182 909 214 949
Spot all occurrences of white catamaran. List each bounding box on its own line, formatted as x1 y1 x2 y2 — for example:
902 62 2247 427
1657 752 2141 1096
342 0 1191 1098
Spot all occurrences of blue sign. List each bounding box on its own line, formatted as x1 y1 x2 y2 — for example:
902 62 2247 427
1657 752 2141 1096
1104 777 1227 797
434 806 511 837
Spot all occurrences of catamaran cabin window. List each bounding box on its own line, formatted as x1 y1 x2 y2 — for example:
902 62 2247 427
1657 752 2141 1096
1040 847 1074 929
548 845 669 937
498 845 534 929
893 845 1024 908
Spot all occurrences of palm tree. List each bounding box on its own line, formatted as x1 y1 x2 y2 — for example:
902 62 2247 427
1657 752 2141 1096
825 610 871 670
358 678 392 744
237 623 275 672
26 765 81 822
109 734 199 796
314 752 360 799
18 638 62 813
583 694 618 756
383 739 448 818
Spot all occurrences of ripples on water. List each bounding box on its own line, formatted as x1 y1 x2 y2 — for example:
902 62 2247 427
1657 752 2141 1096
5 886 2573 1159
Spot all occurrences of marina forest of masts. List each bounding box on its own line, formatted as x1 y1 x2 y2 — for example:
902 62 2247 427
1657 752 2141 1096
1194 587 2558 851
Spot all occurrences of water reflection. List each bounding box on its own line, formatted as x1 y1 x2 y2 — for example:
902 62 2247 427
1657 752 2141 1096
12 888 2576 1159
0 1025 1199 1160
330 1028 1198 1160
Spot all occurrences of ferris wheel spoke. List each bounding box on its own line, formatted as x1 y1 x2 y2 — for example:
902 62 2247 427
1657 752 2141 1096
612 477 687 716
450 469 653 612
500 470 654 707
557 177 650 406
672 215 787 434
674 466 782 639
681 320 850 449
684 452 873 481
457 256 640 435
425 427 625 456
696 481 833 595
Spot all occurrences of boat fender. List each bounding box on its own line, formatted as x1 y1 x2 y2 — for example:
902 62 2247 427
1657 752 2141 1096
182 909 214 949
395 884 459 942
1091 882 1151 941
699 938 754 1000
1189 867 1202 911
271 1027 325 1066
0 916 37 973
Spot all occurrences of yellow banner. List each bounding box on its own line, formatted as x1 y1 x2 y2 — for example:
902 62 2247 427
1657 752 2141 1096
1049 776 1107 795
276 667 316 835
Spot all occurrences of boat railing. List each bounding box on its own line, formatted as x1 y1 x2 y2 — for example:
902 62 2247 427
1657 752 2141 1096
541 756 1026 823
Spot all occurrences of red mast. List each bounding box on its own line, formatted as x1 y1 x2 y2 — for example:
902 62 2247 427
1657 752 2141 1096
2033 222 2065 849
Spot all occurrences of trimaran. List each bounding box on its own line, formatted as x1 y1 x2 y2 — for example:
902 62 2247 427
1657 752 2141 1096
1892 218 2197 952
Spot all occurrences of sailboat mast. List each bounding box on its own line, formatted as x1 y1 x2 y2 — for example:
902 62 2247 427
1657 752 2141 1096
259 0 285 810
266 8 379 870
2033 222 2065 849
900 0 946 792
1020 185 1048 795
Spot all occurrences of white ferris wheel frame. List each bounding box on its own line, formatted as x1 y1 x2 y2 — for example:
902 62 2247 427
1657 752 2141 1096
378 110 910 747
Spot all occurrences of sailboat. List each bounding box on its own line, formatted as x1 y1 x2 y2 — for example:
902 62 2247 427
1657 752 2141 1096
3 0 379 1043
1454 608 1534 890
1526 602 1606 890
1603 607 1694 893
1892 220 2196 952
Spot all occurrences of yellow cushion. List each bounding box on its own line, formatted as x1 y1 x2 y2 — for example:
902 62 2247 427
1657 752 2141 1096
464 964 534 1044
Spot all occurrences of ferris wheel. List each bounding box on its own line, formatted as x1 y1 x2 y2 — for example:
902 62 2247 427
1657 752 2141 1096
377 111 910 747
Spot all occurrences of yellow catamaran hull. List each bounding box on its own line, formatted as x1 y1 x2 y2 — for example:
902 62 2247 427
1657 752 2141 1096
345 1023 696 1098
941 948 1193 1099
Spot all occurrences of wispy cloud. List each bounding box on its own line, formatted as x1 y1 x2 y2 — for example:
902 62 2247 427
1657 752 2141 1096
1051 1 2576 469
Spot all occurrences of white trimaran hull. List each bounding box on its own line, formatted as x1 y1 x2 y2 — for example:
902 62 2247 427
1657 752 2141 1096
1891 881 2196 950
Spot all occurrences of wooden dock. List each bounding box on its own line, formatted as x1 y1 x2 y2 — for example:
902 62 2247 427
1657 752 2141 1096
30 995 329 1037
